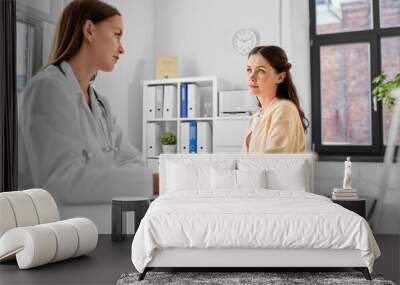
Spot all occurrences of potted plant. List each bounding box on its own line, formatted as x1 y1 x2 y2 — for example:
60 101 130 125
372 72 400 108
160 132 177 154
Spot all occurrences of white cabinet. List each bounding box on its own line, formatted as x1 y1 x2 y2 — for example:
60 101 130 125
142 76 219 165
214 117 249 153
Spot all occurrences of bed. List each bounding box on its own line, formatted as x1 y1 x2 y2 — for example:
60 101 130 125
131 153 380 280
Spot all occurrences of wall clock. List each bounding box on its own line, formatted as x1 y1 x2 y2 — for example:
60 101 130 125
232 28 259 55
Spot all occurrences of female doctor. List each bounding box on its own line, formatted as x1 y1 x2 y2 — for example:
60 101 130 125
18 0 152 204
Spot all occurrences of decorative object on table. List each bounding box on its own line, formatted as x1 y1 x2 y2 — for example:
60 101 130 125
0 189 98 269
232 28 259 55
370 73 400 230
160 132 177 154
156 56 178 79
332 157 358 200
112 197 151 242
343 156 352 190
116 271 394 285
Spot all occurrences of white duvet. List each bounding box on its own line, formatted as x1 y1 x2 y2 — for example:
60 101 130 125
131 190 380 273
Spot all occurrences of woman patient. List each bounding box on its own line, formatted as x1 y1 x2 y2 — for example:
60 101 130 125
244 46 308 153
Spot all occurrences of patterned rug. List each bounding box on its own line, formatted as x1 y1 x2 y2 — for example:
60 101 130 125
116 271 396 285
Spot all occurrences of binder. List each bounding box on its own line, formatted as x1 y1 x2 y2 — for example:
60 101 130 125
146 86 156 119
197 122 211 153
189 121 197 153
187 83 200 118
147 123 161 156
163 85 177 119
180 83 188 118
180 122 190 153
155 85 164 118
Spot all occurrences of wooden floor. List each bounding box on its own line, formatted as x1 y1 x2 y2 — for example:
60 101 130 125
0 235 398 285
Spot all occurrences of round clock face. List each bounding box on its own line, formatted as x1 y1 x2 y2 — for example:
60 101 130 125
232 28 259 55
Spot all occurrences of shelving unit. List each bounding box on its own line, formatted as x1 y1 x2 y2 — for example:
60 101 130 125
142 76 219 169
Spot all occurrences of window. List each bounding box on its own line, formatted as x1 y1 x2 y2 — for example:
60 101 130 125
310 0 400 158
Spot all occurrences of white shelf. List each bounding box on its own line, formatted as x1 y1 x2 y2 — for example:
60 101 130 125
147 118 178 122
180 117 213 121
144 76 217 87
216 116 250 120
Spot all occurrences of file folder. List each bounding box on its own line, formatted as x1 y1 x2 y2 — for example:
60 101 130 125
189 121 197 153
147 123 161 156
180 122 190 153
155 85 164 118
163 85 177 119
180 83 188 118
188 83 200 118
146 86 156 120
197 122 212 153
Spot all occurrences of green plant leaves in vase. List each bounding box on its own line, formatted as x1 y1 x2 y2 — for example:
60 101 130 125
160 132 176 145
372 72 400 109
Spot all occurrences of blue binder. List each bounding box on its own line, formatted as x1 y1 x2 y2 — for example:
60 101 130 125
181 83 188 118
189 121 197 153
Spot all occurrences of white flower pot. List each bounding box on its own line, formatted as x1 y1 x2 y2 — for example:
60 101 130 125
161 145 176 154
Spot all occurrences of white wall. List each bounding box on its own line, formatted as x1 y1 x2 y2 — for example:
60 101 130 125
96 0 155 150
155 0 280 90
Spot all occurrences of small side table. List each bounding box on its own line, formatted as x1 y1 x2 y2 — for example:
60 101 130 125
112 197 150 242
332 198 366 218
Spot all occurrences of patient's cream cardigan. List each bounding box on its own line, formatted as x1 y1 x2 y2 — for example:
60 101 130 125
243 99 306 153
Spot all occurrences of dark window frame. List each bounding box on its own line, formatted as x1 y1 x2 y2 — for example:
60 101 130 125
309 0 400 160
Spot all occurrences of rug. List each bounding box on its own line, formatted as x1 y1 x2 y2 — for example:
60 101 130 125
116 271 396 285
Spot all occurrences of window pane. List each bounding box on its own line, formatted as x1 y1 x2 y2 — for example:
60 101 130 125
320 43 372 145
380 0 400 28
316 0 373 34
381 36 400 145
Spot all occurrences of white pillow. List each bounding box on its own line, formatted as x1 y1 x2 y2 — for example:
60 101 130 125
211 168 267 190
237 159 308 191
167 162 211 191
267 162 306 191
236 169 267 189
211 168 236 190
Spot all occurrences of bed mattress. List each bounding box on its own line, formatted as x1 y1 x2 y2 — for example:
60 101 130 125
131 190 380 273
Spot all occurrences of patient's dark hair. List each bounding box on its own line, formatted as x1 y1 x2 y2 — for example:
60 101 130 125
49 0 120 65
248 46 309 134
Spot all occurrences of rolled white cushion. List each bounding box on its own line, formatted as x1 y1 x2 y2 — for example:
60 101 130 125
42 221 79 262
0 226 57 269
0 192 39 227
23 189 60 223
0 196 16 237
0 218 98 269
63 218 98 257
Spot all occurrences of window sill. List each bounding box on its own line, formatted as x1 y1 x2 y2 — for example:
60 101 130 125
317 154 384 163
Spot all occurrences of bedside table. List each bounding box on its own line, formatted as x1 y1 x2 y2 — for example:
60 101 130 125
332 198 366 218
111 197 151 242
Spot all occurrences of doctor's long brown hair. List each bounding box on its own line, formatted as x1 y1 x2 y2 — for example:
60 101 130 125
49 0 120 65
248 46 309 134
